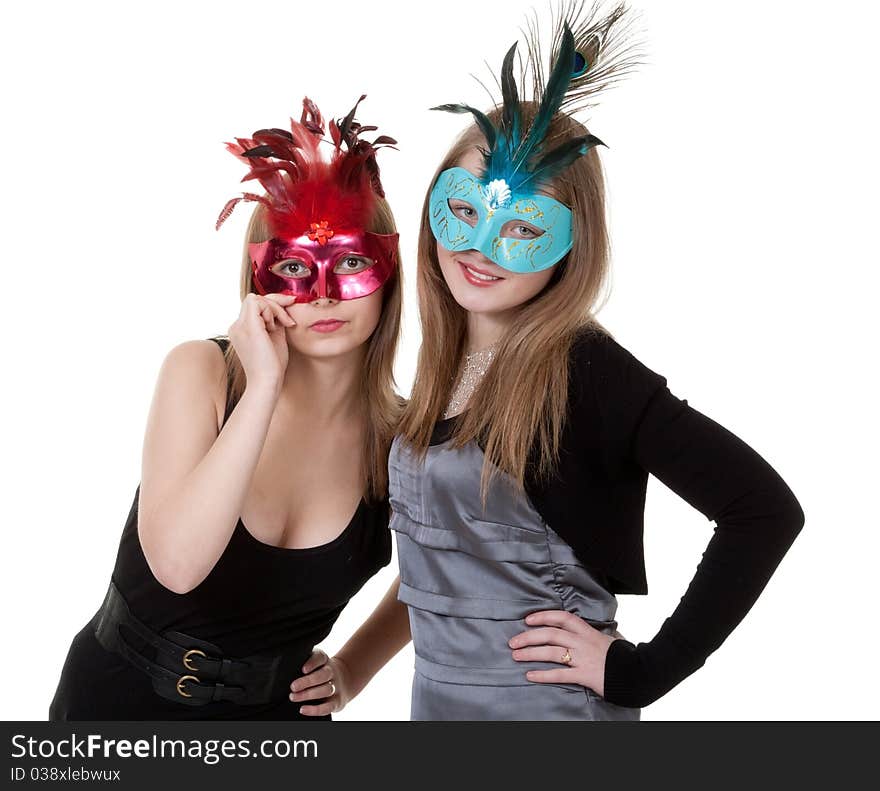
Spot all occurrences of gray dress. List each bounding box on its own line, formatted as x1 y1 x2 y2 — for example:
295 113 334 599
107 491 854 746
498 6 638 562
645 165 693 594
389 422 641 721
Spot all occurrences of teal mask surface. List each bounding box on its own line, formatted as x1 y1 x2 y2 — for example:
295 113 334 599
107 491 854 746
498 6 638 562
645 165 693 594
429 166 573 273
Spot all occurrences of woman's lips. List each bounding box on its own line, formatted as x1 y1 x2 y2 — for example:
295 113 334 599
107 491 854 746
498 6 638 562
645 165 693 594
457 260 505 287
309 319 348 333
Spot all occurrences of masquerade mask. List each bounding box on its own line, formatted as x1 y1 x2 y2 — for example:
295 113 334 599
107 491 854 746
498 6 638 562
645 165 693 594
429 8 642 274
217 95 399 302
429 166 572 273
249 229 398 301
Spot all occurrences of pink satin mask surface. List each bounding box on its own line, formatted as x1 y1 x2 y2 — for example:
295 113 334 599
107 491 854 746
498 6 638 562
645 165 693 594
249 230 398 302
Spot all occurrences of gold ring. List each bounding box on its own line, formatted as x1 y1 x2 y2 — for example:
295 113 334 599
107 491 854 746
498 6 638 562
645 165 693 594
561 648 573 665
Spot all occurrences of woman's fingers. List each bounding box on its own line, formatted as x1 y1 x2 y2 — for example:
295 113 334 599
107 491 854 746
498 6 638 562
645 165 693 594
263 293 297 306
290 663 333 695
523 667 579 685
291 680 335 703
228 293 292 391
263 292 297 306
507 613 616 695
301 648 329 675
508 626 572 649
510 645 576 665
258 297 293 331
242 293 269 331
256 296 278 331
262 300 276 331
263 293 297 327
524 610 592 633
241 293 295 333
298 698 337 717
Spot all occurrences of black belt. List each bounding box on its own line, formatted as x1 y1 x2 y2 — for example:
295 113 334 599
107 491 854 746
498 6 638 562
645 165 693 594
93 580 297 707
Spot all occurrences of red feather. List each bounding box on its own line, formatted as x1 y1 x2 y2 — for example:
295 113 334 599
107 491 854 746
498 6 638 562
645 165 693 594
328 119 341 149
300 97 324 136
215 197 242 230
240 160 300 183
215 192 270 230
251 130 301 160
217 95 397 238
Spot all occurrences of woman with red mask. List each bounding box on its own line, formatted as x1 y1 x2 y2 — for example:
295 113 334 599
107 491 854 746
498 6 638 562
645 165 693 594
48 95 412 720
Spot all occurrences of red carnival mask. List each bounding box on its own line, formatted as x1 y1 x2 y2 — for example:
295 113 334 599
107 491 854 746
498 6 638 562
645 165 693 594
216 95 399 303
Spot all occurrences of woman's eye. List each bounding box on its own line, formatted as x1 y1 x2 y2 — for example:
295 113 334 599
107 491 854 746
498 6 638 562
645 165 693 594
448 199 478 227
274 259 311 278
500 220 545 240
334 255 374 274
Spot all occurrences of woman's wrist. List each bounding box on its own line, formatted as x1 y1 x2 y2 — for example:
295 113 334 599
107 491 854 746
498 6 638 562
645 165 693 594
602 636 651 708
333 652 366 699
243 378 282 404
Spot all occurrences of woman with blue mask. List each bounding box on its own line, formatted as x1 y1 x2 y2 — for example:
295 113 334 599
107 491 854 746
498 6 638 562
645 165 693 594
390 0 805 720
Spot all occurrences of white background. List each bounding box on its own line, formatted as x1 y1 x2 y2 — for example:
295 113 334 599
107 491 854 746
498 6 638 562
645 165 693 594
1 0 877 721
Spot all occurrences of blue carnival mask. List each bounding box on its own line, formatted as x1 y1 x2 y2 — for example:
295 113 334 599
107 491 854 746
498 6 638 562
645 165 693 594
429 19 623 273
429 166 573 273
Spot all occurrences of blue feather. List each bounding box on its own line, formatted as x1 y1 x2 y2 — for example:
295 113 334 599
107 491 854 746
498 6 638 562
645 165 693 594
430 103 497 153
505 22 576 190
432 10 626 197
524 133 606 189
496 42 522 176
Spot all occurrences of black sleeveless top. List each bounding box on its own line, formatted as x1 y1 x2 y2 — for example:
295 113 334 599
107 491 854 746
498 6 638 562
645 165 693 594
49 336 392 720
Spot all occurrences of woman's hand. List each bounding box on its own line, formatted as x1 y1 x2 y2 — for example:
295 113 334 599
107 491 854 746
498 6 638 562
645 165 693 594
508 610 625 699
227 293 297 396
289 649 354 716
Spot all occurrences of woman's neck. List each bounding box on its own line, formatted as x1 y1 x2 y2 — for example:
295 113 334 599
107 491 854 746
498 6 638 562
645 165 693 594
278 344 366 423
466 309 513 353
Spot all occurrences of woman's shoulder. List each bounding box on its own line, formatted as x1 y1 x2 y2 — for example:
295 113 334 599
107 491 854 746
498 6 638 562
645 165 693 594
569 324 667 394
158 337 228 382
205 335 230 353
565 325 671 452
152 337 230 431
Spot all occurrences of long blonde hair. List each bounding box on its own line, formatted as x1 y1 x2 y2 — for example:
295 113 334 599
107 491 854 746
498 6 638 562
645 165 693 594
398 102 614 503
219 198 405 503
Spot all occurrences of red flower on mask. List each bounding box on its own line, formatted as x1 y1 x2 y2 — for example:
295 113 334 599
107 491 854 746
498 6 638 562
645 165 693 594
308 220 334 245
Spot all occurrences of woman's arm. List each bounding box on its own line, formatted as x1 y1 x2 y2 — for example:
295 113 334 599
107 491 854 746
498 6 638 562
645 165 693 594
138 294 295 594
596 336 806 708
334 575 412 699
137 339 280 594
292 575 411 716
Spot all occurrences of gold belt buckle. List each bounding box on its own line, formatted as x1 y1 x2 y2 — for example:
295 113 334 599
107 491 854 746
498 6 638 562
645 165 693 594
176 674 200 698
183 648 206 672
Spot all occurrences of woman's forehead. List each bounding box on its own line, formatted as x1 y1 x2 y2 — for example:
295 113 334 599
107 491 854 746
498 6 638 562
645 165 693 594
455 145 486 177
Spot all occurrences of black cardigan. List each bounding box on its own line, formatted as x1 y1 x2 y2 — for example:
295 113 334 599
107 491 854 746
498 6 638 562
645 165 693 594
434 327 805 708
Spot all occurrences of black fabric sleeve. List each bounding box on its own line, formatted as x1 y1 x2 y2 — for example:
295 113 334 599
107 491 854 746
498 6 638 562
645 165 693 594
595 335 806 708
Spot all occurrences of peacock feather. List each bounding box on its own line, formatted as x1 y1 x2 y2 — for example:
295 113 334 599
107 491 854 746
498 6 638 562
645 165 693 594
431 0 646 195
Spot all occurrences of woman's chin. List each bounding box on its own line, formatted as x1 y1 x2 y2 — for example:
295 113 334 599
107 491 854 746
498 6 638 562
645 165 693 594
291 336 347 357
289 327 373 359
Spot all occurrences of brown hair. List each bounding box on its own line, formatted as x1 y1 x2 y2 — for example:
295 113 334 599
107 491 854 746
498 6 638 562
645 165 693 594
398 101 613 503
219 198 405 503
